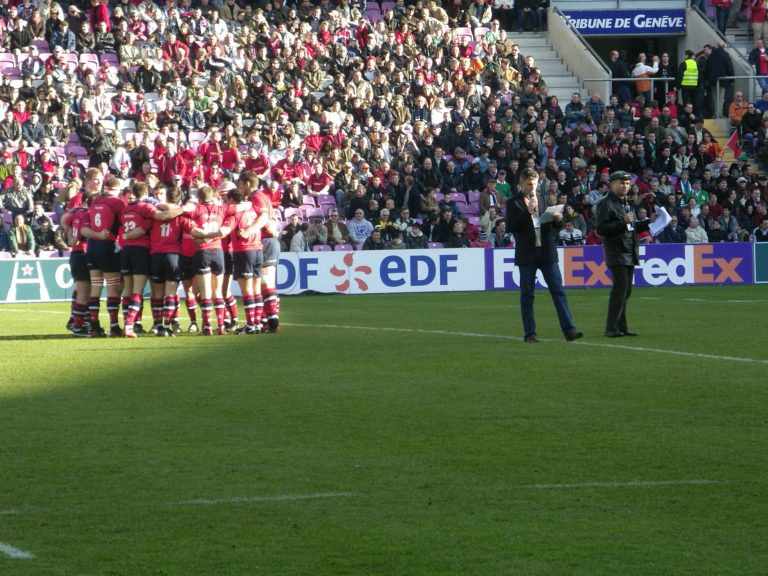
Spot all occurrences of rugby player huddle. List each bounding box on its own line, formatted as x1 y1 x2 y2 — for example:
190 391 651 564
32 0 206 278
60 168 280 337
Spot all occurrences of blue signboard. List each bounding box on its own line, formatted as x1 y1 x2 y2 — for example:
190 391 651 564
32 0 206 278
562 9 687 36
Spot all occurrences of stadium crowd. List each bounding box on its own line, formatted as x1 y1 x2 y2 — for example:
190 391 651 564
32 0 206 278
0 0 765 335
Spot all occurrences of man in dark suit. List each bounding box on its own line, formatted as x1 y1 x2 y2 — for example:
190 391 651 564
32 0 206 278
506 167 583 343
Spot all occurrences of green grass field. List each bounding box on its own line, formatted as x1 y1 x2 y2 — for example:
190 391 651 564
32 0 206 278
1 285 766 575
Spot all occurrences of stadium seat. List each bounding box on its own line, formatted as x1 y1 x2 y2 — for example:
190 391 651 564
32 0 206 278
31 39 49 51
1 65 21 79
0 53 16 67
187 131 206 150
304 207 325 220
312 244 331 251
449 192 467 204
99 119 116 133
427 242 444 249
60 53 79 69
474 27 489 40
467 191 481 204
455 27 473 39
334 244 354 251
65 145 88 158
463 204 479 215
79 53 99 73
0 251 13 259
317 195 336 207
117 119 137 133
283 207 303 220
99 53 119 69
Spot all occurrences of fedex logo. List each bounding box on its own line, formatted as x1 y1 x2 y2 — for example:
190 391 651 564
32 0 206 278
486 245 751 290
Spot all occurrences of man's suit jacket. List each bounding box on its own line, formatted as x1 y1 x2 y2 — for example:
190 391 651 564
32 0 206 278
506 192 561 266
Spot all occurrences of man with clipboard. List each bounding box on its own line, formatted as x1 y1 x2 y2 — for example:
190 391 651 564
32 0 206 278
506 167 583 343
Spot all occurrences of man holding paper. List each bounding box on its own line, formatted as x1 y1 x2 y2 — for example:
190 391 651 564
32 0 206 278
596 171 651 338
506 167 583 343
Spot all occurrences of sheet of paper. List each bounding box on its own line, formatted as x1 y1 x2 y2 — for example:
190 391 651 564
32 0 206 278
650 206 672 237
538 204 564 225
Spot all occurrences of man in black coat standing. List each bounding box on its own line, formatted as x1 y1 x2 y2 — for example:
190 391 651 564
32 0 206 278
596 171 651 337
506 167 583 343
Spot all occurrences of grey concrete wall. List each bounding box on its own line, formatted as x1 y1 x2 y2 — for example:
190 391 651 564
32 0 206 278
547 8 611 100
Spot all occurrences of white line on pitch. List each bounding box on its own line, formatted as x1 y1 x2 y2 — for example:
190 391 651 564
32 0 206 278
523 480 719 489
283 323 768 366
640 297 768 304
0 308 66 314
173 492 356 506
0 541 34 560
0 510 20 515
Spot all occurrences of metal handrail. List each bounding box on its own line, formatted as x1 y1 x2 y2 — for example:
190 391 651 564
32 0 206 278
579 76 678 100
552 6 611 76
715 75 767 119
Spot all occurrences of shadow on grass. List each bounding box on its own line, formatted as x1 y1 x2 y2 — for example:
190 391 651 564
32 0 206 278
0 334 80 342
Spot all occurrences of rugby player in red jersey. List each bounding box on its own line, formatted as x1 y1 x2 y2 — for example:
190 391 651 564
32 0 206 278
86 172 125 337
120 182 182 338
239 171 280 332
60 195 99 336
218 181 240 331
221 186 264 334
148 185 185 337
183 185 236 335
179 194 201 332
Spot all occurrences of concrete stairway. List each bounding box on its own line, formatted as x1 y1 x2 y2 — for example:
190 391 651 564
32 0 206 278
704 119 737 163
704 118 765 174
512 32 580 105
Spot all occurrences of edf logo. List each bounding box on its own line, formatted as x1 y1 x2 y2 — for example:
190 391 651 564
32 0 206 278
380 254 459 287
278 257 320 291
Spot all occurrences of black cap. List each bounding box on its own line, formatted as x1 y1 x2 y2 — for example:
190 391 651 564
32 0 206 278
609 171 632 182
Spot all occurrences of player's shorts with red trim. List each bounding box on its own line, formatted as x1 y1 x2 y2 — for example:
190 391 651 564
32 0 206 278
69 251 90 282
181 255 196 280
151 252 181 284
86 239 121 273
121 245 151 276
262 237 280 267
233 249 263 280
194 248 225 275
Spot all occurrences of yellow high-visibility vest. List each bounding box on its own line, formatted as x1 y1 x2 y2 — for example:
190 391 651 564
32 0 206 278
681 59 698 87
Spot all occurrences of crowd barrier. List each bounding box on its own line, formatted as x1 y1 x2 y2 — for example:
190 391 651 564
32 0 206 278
1 243 764 303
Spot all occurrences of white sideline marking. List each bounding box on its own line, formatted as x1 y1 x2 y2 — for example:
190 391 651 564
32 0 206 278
174 491 356 506
283 323 768 366
0 510 20 515
0 541 34 559
640 297 768 304
0 308 66 314
524 480 719 490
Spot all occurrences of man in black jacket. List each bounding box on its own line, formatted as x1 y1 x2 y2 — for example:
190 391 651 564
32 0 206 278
506 167 582 343
596 171 651 337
